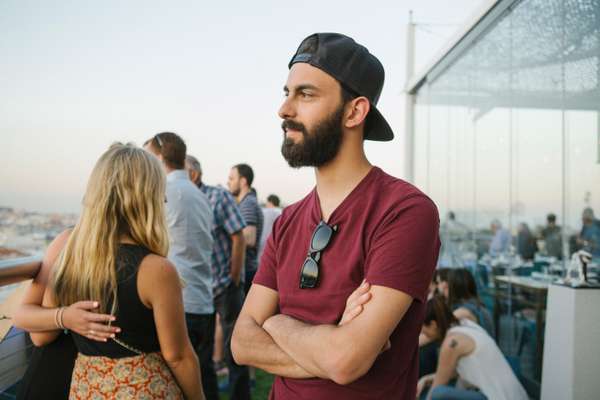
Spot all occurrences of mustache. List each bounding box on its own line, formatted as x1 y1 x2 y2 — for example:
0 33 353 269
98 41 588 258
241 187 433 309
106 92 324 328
281 119 307 134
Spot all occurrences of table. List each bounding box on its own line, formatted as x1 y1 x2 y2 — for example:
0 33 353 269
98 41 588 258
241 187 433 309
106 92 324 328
493 275 548 380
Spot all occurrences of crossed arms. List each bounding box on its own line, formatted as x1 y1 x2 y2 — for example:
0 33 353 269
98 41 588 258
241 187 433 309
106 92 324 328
231 281 414 385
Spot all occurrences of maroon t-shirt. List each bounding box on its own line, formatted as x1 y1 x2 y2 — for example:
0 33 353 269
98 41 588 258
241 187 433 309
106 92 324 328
254 167 440 400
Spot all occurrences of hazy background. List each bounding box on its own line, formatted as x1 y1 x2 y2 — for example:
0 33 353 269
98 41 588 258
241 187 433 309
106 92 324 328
1 0 483 213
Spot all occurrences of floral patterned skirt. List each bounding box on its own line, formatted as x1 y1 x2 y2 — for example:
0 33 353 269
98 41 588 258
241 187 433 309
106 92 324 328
69 352 183 399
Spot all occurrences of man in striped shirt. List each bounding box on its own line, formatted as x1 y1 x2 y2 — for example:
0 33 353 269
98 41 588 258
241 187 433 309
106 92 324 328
227 163 264 295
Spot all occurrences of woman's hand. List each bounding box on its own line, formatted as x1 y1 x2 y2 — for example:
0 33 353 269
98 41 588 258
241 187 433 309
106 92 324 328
62 301 120 342
416 374 434 399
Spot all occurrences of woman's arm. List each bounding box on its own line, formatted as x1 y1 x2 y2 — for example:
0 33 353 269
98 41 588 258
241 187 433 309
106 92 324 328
13 230 119 345
453 307 477 324
138 255 204 400
428 333 475 399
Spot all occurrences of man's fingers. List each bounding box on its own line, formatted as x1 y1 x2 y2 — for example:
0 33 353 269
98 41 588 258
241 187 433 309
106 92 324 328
346 305 363 321
340 305 363 325
355 292 371 306
346 281 370 304
347 292 371 311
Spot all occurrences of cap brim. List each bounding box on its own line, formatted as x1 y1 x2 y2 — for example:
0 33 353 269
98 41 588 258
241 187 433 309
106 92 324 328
364 105 394 141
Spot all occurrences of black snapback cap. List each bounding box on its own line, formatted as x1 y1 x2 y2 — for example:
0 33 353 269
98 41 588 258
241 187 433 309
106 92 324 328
288 33 394 142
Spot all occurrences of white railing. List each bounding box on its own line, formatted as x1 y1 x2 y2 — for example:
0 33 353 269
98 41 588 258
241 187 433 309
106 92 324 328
0 257 41 393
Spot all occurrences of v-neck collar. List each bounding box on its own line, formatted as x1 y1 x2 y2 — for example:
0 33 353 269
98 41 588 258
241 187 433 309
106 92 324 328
311 166 379 224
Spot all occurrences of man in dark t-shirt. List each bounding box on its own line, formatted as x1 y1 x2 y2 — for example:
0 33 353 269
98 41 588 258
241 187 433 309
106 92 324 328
231 33 440 399
227 163 264 294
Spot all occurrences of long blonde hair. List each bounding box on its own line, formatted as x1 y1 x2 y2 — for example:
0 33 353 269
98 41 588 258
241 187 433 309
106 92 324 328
53 143 169 314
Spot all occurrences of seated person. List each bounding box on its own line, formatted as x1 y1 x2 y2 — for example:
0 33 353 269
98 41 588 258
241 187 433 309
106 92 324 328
419 270 440 378
489 220 511 256
437 268 495 337
417 296 528 400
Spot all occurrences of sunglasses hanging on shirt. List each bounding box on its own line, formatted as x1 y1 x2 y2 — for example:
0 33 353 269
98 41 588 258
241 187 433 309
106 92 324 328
299 221 338 289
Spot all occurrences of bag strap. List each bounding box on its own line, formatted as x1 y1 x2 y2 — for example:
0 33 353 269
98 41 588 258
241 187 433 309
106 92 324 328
111 335 144 356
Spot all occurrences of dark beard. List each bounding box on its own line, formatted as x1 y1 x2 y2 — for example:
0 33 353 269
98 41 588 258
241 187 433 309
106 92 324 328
280 105 344 168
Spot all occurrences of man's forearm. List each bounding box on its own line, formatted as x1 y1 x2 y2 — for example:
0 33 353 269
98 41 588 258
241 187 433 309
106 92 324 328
232 315 314 379
230 233 246 283
263 314 340 380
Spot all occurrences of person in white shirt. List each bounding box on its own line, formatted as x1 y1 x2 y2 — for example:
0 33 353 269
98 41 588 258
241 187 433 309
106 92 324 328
145 132 217 399
257 194 282 262
417 296 528 400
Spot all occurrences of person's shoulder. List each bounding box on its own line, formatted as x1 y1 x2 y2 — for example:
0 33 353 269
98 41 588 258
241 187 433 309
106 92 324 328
139 253 179 281
278 191 312 220
51 228 73 249
204 184 230 203
371 167 438 213
167 176 196 197
266 192 313 234
203 183 224 195
441 331 473 356
41 228 73 275
263 207 282 218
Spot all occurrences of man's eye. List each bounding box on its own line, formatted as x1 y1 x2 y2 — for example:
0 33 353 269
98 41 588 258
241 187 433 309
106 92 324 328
301 92 313 98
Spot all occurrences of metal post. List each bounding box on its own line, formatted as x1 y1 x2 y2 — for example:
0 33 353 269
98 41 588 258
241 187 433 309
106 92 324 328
404 10 416 182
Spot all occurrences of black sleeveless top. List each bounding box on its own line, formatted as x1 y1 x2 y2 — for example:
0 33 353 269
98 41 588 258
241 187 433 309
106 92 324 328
72 244 161 357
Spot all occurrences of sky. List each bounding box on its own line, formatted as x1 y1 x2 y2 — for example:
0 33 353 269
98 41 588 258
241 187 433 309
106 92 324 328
0 0 483 213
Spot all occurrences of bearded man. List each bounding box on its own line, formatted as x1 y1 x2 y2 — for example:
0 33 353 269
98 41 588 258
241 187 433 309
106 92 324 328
231 33 440 400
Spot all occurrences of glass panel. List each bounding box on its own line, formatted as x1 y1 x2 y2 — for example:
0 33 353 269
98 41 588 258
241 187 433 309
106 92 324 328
410 0 600 395
469 13 512 254
413 88 430 193
564 0 600 263
510 0 566 267
427 97 450 220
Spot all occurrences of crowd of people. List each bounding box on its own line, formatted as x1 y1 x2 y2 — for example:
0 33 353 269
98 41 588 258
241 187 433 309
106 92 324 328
417 268 528 400
13 134 282 400
439 208 600 265
7 32 525 400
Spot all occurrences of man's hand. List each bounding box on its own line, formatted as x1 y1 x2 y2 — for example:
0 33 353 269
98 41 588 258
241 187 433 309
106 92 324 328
63 301 120 342
262 285 413 385
338 281 391 354
339 280 372 326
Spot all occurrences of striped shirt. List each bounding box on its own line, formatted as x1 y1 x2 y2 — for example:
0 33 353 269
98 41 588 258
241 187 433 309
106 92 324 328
198 183 246 296
239 191 264 278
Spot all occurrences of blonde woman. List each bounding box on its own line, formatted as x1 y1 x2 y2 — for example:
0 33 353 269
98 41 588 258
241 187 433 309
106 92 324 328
15 143 204 400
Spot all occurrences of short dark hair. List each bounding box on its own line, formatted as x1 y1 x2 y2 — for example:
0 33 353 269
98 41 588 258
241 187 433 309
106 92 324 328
234 163 254 187
446 268 480 309
267 194 280 207
147 132 186 169
436 268 450 283
547 213 556 223
424 295 459 341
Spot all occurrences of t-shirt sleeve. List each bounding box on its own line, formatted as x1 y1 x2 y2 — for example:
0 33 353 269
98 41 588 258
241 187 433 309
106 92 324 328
240 198 258 226
253 214 281 291
220 191 247 235
364 195 440 303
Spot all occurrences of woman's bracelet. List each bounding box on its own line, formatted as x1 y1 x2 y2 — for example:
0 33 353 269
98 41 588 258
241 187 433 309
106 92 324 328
57 307 66 330
54 307 61 329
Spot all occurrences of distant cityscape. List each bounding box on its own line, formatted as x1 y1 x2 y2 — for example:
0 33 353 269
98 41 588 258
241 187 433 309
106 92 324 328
0 206 78 259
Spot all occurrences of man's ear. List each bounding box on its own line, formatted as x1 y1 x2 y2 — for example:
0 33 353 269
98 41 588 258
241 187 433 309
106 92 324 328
344 97 370 129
